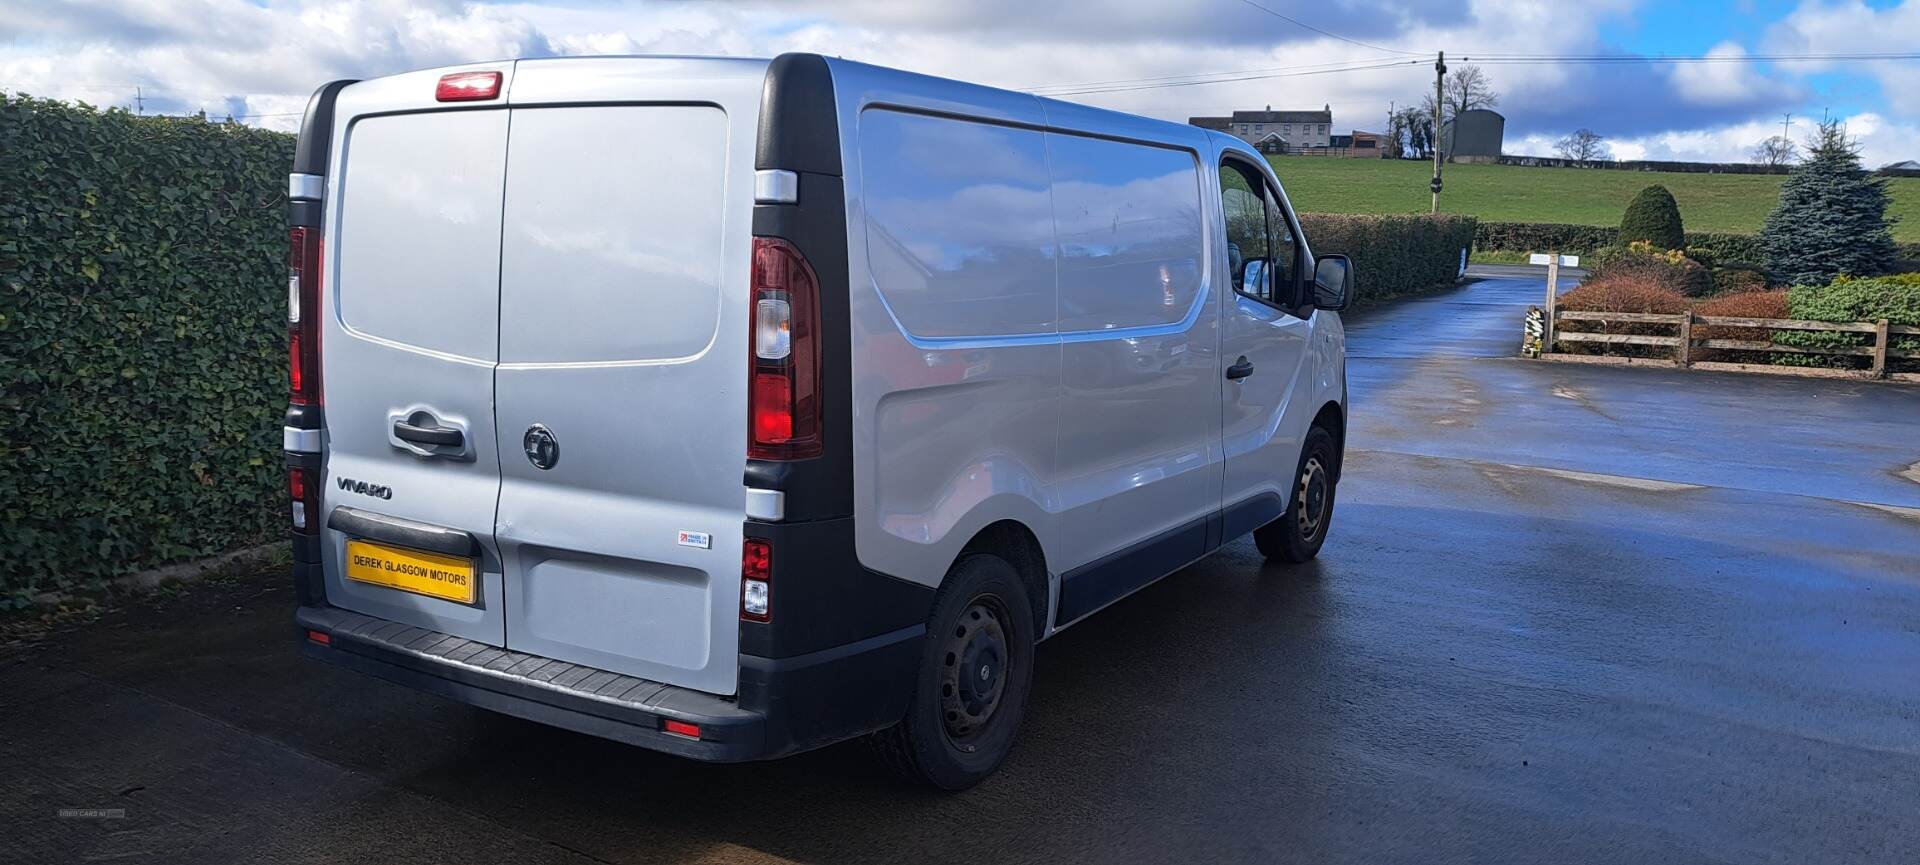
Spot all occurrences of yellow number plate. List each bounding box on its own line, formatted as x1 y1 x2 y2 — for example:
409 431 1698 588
345 540 477 604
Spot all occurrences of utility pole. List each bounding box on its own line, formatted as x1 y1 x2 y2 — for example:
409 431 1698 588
134 86 144 115
1781 112 1791 141
1431 51 1445 214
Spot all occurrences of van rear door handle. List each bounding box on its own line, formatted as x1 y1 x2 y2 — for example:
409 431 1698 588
393 419 464 447
1225 357 1255 380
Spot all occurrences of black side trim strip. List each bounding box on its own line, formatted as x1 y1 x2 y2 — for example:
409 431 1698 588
292 80 356 177
1221 491 1286 543
326 506 480 558
285 403 325 431
756 53 841 176
1056 515 1211 625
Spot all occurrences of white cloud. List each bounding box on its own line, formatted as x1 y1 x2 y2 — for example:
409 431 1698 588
0 0 1906 164
1764 0 1920 116
1669 41 1789 106
1516 111 1920 168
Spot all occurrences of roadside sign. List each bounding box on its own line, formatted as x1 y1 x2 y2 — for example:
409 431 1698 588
1528 253 1580 267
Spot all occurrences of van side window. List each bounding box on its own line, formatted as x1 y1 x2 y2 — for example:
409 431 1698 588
1219 161 1273 303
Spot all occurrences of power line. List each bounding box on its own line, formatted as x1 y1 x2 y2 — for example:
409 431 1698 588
1231 0 1426 57
1459 51 1920 65
1042 58 1426 97
1023 57 1414 94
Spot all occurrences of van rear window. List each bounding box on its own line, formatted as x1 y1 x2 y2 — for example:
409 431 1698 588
335 111 508 361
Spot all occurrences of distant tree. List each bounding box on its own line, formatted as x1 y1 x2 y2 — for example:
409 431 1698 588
1383 110 1407 158
1618 184 1686 250
1394 106 1433 159
1422 63 1501 128
1752 135 1799 167
1761 120 1899 285
1555 128 1611 164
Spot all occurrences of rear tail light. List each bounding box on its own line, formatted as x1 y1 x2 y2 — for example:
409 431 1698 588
748 238 822 459
288 467 318 532
435 71 502 102
741 538 772 622
288 227 322 405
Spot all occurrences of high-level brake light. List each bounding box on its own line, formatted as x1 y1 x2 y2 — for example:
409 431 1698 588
435 71 502 102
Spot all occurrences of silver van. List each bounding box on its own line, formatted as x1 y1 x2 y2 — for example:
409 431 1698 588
287 53 1351 789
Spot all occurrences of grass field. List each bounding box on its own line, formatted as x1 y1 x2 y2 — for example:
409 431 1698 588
1267 157 1920 242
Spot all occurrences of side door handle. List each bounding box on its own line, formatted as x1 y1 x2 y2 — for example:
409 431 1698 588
1225 356 1255 380
393 419 464 448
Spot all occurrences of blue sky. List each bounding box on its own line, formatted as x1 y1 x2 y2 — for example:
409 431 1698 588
1 0 1917 165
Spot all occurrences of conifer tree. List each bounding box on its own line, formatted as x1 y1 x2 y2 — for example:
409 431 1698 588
1761 121 1897 285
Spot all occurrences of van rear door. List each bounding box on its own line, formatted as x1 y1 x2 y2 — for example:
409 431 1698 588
491 59 763 696
319 67 514 645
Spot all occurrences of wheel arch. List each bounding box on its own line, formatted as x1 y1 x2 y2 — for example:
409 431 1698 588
1312 400 1346 480
957 520 1051 635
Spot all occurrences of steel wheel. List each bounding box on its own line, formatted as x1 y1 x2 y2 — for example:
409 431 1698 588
1295 455 1330 542
940 596 1012 748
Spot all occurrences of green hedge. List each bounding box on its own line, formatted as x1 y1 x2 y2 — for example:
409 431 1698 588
1300 213 1477 309
1479 221 1920 271
1473 220 1774 262
0 95 294 606
1775 276 1920 370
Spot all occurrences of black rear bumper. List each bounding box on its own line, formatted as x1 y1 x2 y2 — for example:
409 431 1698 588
296 605 922 762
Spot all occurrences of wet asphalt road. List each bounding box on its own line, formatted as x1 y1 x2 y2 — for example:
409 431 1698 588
6 268 1920 864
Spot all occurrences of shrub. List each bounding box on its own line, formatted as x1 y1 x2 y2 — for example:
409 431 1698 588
1588 241 1713 297
1553 276 1687 357
1688 233 1767 264
1761 121 1899 286
1618 184 1686 250
1775 276 1920 370
1709 265 1771 296
1297 213 1477 310
1693 290 1789 361
1557 276 1690 315
0 95 293 605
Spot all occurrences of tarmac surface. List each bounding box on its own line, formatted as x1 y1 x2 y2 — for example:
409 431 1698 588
5 266 1919 864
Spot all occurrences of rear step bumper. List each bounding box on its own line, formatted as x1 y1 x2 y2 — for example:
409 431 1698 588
297 605 922 762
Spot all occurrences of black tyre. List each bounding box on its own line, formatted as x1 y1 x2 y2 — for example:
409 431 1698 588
1254 425 1339 563
868 553 1036 790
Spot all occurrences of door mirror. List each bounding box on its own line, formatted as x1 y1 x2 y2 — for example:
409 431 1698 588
1240 257 1267 297
1312 254 1352 311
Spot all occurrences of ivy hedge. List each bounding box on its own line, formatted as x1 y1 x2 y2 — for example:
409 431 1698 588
1300 213 1478 309
0 95 295 606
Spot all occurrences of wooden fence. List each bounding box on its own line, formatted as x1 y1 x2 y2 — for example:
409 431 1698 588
1530 307 1920 383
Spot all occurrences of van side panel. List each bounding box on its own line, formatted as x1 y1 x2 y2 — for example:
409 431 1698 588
1044 131 1220 608
840 86 1064 589
837 60 1232 609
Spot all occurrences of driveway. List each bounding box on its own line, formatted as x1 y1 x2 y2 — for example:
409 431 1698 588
5 267 1919 865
